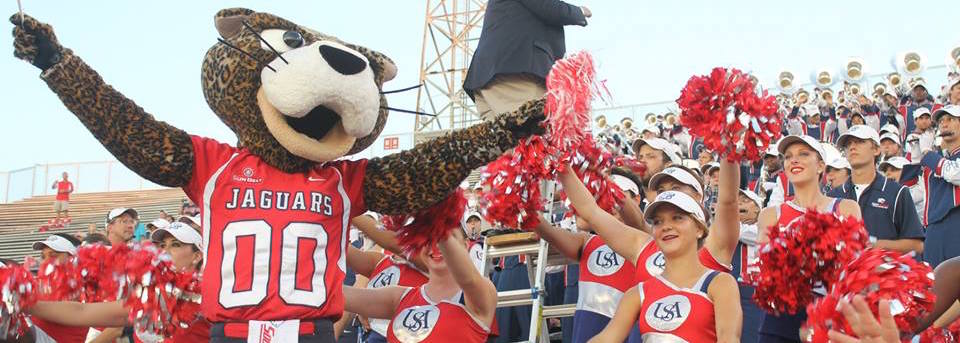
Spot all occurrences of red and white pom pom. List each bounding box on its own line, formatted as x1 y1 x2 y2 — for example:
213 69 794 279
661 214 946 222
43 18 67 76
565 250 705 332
545 51 603 152
802 248 935 342
481 137 553 230
386 188 469 254
74 243 125 302
36 258 82 301
750 210 869 314
0 264 38 339
568 137 624 215
676 67 781 162
120 242 201 338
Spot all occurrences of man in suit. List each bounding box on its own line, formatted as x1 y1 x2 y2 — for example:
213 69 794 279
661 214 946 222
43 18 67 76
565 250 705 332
464 0 590 120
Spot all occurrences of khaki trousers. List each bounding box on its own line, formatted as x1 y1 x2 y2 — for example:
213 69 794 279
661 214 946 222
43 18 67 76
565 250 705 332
473 74 547 121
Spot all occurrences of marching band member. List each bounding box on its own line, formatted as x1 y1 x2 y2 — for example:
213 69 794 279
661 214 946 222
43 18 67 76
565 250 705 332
589 191 741 343
732 189 765 343
900 105 960 267
756 135 862 342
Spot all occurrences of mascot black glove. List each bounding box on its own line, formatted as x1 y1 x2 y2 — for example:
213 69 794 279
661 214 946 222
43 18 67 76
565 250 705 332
11 13 63 71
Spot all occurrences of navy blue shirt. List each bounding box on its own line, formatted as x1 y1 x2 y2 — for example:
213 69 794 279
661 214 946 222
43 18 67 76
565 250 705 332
827 172 924 242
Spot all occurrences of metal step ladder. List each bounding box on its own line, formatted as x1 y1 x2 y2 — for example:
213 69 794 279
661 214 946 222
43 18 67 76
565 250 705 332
482 232 576 343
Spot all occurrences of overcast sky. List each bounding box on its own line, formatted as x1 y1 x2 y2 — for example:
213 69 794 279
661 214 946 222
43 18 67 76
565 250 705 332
2 0 958 171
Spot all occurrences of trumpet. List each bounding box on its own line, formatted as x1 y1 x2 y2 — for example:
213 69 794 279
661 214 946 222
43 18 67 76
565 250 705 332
894 51 925 76
777 70 796 94
844 57 866 83
645 112 657 125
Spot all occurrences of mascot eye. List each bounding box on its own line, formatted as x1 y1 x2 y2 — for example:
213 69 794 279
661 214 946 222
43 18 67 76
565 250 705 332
258 29 302 53
283 31 304 49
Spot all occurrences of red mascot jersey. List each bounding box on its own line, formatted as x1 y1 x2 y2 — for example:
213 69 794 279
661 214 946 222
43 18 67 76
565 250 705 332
636 271 720 342
387 287 490 343
183 136 368 322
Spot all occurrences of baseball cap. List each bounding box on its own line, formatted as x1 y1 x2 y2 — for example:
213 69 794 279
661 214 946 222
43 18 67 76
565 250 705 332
632 138 682 165
777 135 826 161
880 123 900 136
704 162 720 174
648 167 704 196
801 104 820 117
934 105 960 123
738 189 763 209
912 78 928 90
913 107 932 119
147 218 171 230
879 132 901 146
33 234 79 256
681 159 701 171
151 222 203 249
179 215 201 227
463 211 482 222
643 191 706 225
642 125 662 137
763 145 780 158
106 208 138 225
610 173 640 196
879 156 909 172
837 125 881 149
826 157 852 171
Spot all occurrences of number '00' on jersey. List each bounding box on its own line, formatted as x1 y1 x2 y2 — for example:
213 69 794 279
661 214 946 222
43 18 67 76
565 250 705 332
183 136 368 322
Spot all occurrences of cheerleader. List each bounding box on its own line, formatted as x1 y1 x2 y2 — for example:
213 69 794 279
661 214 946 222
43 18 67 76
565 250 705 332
590 191 742 342
27 222 210 343
347 213 429 343
557 159 742 281
343 228 496 343
756 135 861 343
532 167 643 342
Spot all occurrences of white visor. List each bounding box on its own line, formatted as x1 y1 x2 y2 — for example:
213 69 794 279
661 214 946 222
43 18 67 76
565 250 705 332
649 167 704 196
32 235 77 256
643 191 706 225
610 174 640 196
151 222 203 250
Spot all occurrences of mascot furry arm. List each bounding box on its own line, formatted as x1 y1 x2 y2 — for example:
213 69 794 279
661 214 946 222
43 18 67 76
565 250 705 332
10 11 544 214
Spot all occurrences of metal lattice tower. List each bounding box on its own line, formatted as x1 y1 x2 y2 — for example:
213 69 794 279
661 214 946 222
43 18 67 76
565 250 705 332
413 0 487 143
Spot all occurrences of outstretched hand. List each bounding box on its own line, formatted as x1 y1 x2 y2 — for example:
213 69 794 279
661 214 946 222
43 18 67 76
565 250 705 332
10 13 63 70
826 295 901 343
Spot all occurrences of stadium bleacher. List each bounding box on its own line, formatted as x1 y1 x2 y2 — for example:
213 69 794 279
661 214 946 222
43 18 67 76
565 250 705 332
0 188 186 263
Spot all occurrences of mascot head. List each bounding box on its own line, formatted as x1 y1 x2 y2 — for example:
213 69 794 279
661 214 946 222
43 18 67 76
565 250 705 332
202 8 397 172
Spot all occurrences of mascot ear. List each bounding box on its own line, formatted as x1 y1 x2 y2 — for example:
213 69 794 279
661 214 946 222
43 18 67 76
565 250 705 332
215 8 256 39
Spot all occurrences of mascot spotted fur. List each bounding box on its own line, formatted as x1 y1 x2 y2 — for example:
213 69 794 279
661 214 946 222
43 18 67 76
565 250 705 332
11 8 544 340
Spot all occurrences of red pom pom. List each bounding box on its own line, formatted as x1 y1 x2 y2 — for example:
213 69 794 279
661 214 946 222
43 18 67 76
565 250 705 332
0 264 38 339
74 244 125 302
750 210 869 314
36 258 82 301
919 319 960 342
802 249 935 342
568 137 624 215
386 188 469 254
120 242 201 338
677 67 781 162
481 137 553 230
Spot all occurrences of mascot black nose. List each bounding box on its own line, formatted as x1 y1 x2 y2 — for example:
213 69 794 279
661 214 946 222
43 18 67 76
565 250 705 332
319 45 367 76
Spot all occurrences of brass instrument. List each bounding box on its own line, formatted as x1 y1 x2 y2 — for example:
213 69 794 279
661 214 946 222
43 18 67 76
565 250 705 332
595 115 607 129
873 82 888 100
843 57 866 83
621 117 634 130
894 51 926 76
948 45 960 73
664 112 678 128
777 70 796 94
645 112 657 125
